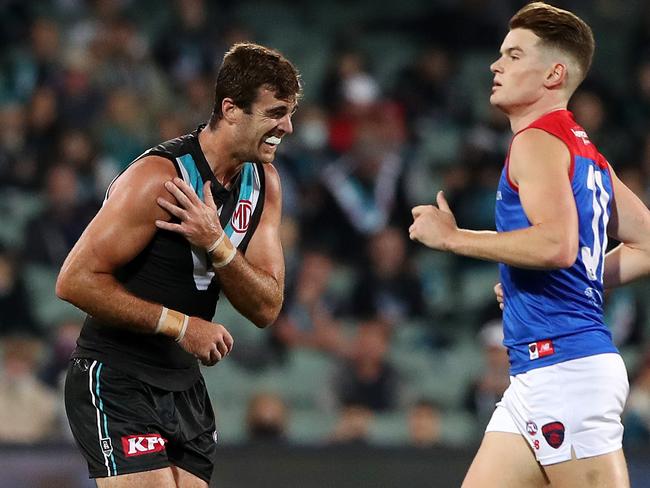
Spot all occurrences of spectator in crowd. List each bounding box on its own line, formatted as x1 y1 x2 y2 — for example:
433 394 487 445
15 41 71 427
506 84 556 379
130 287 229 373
305 105 409 262
334 320 398 412
320 48 380 121
464 320 509 428
623 351 650 446
0 336 60 443
329 404 374 446
392 44 466 140
38 319 83 389
570 85 630 164
270 249 347 360
25 85 61 185
625 58 650 137
23 163 99 268
245 392 289 444
152 0 224 88
0 103 33 190
347 226 426 324
0 246 41 337
407 399 443 448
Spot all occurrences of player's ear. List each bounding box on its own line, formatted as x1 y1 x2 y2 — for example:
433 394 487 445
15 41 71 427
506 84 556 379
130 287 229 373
544 62 567 89
222 98 239 124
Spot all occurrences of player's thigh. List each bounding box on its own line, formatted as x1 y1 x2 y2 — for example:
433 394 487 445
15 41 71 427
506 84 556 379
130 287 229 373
171 466 209 488
543 449 629 488
96 467 176 487
462 432 549 488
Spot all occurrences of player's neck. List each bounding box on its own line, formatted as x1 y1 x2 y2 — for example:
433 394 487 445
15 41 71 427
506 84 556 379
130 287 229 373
508 100 567 134
198 125 244 188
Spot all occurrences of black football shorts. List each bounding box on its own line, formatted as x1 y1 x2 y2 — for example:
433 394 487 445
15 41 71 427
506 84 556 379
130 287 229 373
64 358 217 482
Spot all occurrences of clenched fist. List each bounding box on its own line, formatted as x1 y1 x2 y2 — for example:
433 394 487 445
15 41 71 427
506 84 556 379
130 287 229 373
409 190 458 251
178 317 234 366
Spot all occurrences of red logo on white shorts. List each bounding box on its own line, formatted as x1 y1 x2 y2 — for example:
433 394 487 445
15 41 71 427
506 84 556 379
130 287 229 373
542 421 565 449
122 434 167 457
528 340 554 360
231 199 252 233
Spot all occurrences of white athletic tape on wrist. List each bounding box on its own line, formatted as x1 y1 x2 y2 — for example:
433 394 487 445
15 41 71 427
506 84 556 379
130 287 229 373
156 306 188 341
207 233 225 254
212 246 237 269
154 306 168 334
175 314 189 343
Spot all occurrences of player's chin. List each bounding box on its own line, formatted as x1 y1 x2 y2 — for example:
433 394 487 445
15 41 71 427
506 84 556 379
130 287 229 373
257 145 277 163
489 96 508 112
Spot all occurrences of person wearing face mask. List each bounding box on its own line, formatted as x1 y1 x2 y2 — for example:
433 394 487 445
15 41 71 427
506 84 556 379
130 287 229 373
57 43 301 487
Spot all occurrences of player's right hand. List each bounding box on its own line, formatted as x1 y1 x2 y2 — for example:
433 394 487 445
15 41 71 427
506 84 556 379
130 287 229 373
494 282 504 310
179 317 234 366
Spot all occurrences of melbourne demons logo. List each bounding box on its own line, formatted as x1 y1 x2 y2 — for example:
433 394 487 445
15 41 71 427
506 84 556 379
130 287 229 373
542 422 565 449
231 199 252 233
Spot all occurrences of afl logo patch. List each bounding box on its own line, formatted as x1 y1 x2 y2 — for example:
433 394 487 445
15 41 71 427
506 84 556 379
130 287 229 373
231 199 252 233
526 421 538 436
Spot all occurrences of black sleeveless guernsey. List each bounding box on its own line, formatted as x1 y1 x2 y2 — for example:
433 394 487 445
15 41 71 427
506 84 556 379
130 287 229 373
72 125 266 390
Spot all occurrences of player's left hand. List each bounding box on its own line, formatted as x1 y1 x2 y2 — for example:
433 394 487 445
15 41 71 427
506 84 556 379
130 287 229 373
155 178 223 249
409 191 458 251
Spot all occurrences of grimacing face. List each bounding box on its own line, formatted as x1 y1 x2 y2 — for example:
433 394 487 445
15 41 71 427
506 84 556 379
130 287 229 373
489 28 553 114
236 87 297 165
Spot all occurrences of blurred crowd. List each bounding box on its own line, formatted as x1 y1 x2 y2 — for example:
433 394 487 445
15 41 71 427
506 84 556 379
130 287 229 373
2 0 650 448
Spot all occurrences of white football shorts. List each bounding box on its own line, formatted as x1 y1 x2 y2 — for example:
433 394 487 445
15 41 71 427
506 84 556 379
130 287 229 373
485 353 629 466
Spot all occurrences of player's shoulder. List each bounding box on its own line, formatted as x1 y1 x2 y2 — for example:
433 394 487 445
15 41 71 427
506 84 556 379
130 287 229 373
511 128 570 160
261 163 282 197
509 129 571 183
110 155 176 199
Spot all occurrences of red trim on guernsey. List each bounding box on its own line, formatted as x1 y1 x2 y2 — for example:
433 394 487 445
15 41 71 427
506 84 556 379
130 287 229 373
505 156 519 192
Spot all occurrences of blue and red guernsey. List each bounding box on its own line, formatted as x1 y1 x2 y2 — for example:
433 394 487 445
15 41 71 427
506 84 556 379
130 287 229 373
495 110 618 374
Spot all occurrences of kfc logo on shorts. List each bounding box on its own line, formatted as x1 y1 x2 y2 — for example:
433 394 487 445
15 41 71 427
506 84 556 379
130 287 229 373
542 421 565 449
526 421 538 436
231 199 252 233
528 340 555 360
122 434 167 457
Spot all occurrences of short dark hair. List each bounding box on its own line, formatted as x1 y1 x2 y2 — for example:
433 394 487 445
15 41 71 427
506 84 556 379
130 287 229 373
509 2 595 83
208 43 302 128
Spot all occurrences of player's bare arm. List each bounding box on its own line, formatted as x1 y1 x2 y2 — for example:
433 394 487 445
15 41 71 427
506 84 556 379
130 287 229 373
157 163 284 327
56 156 233 365
603 164 650 288
410 129 578 269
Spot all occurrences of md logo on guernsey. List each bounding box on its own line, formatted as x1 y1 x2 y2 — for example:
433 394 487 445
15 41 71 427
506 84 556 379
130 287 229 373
231 199 253 233
122 434 167 457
